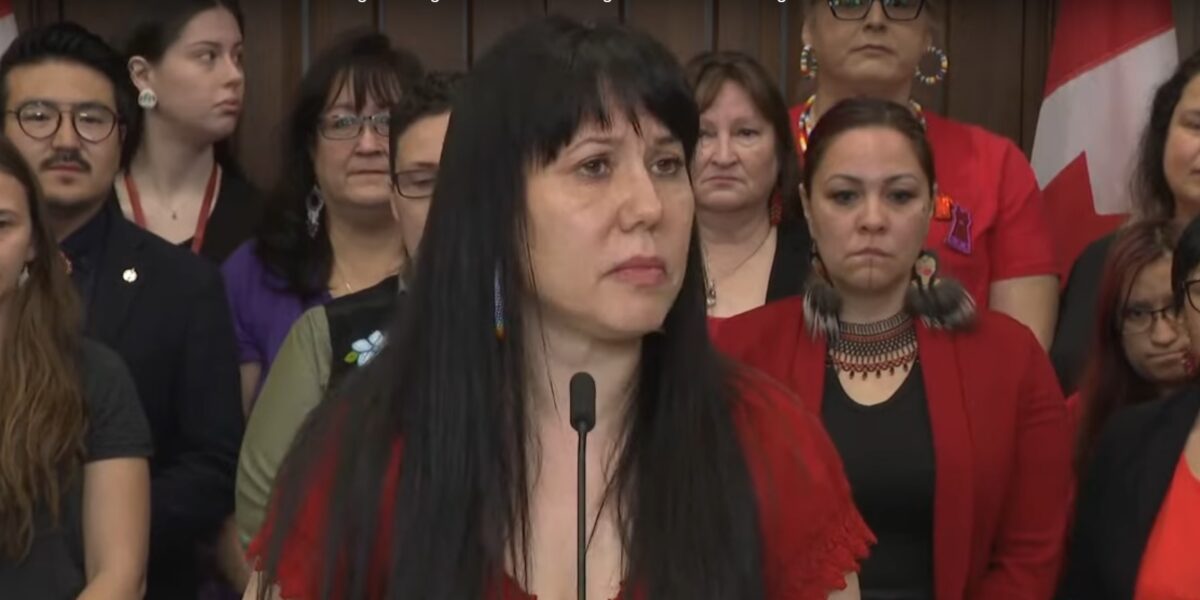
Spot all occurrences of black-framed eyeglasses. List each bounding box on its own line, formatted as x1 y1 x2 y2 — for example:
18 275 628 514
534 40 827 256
1119 304 1181 335
318 112 390 141
392 168 437 199
827 0 925 21
5 101 119 143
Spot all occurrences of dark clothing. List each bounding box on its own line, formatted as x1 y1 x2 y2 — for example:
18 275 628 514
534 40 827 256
823 363 936 600
1059 386 1200 599
65 199 243 599
326 275 404 388
1050 233 1115 394
61 202 111 309
0 340 153 599
183 167 263 264
765 215 812 303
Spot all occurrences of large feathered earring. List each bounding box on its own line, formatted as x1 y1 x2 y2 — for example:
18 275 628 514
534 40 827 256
802 245 841 339
904 250 975 330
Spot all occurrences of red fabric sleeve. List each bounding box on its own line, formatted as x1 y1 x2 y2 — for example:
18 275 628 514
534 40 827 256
988 138 1058 281
735 374 875 600
971 324 1071 599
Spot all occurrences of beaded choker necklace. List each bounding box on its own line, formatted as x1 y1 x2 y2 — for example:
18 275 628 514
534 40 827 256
828 312 918 379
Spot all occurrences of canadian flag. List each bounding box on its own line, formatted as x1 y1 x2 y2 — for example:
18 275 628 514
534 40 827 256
0 0 16 56
1031 0 1178 278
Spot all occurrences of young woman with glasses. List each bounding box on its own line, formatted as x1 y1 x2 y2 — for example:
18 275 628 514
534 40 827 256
1071 220 1192 478
1062 216 1200 599
234 72 460 548
795 0 1059 349
220 33 422 413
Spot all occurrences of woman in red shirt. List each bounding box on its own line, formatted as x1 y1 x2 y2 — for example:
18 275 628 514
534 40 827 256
793 0 1058 347
243 17 873 600
1061 215 1200 599
713 97 1071 599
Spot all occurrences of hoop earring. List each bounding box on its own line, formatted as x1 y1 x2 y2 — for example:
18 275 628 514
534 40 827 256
904 250 975 329
493 264 506 341
305 186 324 239
799 45 819 79
137 88 158 109
915 46 949 86
17 264 29 287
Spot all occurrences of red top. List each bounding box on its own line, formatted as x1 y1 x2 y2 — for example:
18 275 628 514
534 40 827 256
248 379 875 599
1135 454 1200 599
788 106 1057 306
712 299 1072 600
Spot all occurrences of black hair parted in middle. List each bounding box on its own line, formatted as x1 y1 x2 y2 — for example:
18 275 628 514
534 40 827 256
257 16 771 600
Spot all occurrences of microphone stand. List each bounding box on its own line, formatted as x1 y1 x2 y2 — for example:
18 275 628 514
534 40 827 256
570 372 596 600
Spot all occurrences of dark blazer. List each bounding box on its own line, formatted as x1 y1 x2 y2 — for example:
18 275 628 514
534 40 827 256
713 299 1072 600
1050 233 1115 394
1059 387 1200 599
83 201 243 598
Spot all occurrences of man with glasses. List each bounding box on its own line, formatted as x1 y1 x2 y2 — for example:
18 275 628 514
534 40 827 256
0 22 242 599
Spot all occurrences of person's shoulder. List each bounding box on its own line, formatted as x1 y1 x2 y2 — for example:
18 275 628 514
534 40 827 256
712 297 805 353
79 337 130 383
924 111 1027 162
1108 386 1200 441
958 308 1042 350
120 219 222 285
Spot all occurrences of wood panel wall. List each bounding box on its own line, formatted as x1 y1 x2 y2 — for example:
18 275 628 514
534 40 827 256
12 0 1200 191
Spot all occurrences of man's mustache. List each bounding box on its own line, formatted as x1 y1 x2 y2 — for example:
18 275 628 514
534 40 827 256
40 150 91 173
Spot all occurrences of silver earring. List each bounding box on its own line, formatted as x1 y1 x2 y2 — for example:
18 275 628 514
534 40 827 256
17 264 29 287
305 186 324 238
137 88 158 109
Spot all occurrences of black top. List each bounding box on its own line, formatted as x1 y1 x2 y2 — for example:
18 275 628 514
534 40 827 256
0 340 153 599
765 215 812 302
61 203 111 309
63 199 243 599
1050 233 1115 394
822 362 935 600
188 167 262 264
1059 386 1200 599
326 274 405 388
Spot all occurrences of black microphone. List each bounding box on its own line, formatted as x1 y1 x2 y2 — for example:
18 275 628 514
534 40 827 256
569 372 596 600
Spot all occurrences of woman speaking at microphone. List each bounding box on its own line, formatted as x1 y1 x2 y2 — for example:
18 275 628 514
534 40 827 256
243 16 873 600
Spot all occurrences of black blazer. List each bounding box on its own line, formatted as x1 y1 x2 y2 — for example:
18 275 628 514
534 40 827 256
84 201 243 598
1050 233 1115 395
1059 387 1200 599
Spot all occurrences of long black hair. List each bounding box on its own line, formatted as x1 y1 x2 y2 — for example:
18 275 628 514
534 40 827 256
1134 49 1200 220
258 17 766 599
122 0 245 172
253 31 422 299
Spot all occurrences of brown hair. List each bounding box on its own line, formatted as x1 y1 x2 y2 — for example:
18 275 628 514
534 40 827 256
685 51 801 220
802 96 935 198
0 135 85 560
1075 220 1181 475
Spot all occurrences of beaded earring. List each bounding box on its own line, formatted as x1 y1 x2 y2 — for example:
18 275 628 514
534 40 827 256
915 46 949 86
903 250 975 330
801 245 842 340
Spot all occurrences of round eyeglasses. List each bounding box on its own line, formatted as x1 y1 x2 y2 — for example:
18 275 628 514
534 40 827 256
6 101 119 143
318 112 390 141
392 169 437 199
1120 304 1181 335
828 0 925 21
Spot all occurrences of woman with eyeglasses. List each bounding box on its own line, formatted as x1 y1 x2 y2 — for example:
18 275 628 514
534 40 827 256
1061 216 1200 599
795 0 1058 348
221 32 422 413
118 0 261 264
1071 220 1192 479
234 72 459 547
1054 51 1200 395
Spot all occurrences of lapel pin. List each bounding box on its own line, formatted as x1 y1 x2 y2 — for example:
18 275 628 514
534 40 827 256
122 268 138 283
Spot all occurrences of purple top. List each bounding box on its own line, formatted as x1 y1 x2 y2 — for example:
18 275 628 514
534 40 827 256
221 242 329 381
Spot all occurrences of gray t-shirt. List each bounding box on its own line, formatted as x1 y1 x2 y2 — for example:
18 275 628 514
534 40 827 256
0 339 153 599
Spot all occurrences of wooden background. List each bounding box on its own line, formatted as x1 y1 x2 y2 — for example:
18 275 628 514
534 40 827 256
13 0 1200 191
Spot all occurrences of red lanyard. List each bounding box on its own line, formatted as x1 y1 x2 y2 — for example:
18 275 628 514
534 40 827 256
124 162 221 255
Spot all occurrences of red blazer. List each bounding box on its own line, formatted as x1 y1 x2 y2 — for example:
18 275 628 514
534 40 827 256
712 297 1071 600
